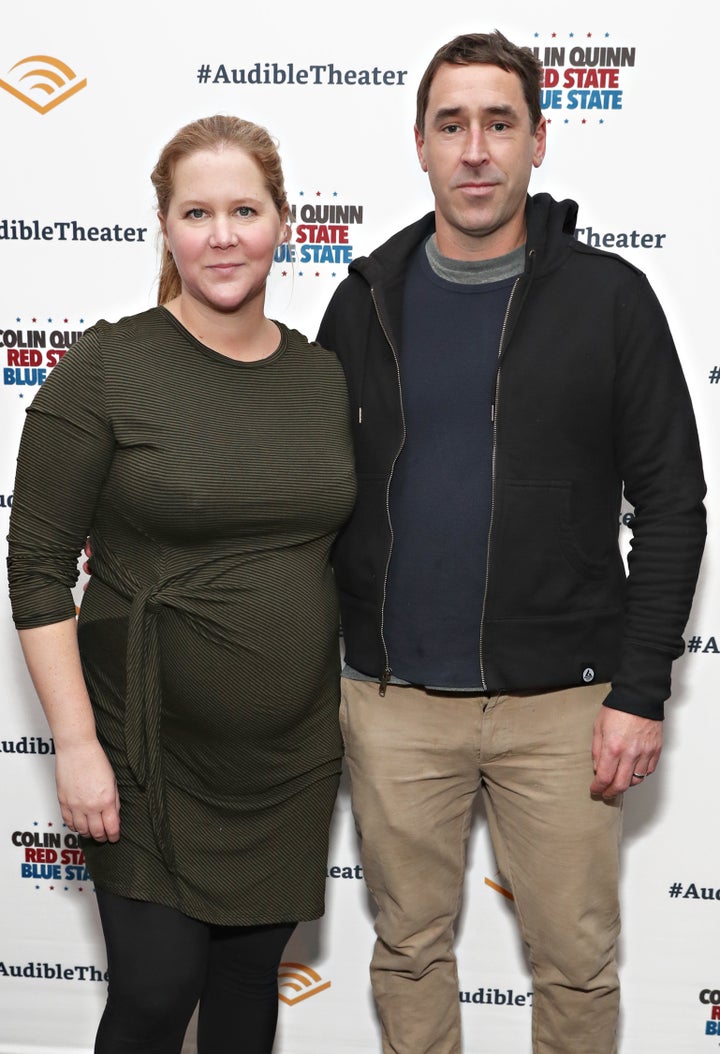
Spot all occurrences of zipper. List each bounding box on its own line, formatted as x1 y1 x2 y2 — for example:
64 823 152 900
478 270 525 688
371 287 406 697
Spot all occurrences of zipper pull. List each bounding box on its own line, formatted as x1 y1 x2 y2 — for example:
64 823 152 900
379 667 391 697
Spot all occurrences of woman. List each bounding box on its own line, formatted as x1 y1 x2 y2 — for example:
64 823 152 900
7 115 356 1053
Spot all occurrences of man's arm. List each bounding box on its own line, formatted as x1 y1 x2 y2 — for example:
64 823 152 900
591 271 704 794
605 271 705 706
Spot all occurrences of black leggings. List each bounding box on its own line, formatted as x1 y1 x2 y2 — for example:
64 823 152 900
94 890 296 1054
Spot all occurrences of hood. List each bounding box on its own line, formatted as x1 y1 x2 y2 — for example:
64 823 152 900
525 192 578 274
349 212 436 289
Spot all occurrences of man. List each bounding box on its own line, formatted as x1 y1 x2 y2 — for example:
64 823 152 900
318 30 706 1054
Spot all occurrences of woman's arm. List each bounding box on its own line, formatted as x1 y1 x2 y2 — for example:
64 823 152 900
8 326 120 841
18 619 120 842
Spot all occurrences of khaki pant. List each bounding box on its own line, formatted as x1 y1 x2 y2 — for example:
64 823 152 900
340 678 622 1054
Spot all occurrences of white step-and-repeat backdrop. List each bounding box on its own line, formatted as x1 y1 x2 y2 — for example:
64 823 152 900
1 2 718 1051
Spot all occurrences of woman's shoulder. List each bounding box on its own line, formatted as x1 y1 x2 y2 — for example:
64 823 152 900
93 305 172 343
279 321 344 371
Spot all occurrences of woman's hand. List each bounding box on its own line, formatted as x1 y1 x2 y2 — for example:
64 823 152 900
55 738 121 843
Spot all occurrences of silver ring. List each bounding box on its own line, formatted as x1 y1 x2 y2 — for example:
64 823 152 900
632 772 647 779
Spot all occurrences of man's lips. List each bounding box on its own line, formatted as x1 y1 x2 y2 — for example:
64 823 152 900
456 181 497 192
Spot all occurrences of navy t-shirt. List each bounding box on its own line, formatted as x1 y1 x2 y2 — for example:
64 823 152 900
383 241 517 689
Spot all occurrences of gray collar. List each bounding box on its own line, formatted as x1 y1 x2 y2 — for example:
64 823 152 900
425 234 525 285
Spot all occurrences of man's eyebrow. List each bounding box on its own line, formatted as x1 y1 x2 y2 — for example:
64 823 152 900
430 103 519 124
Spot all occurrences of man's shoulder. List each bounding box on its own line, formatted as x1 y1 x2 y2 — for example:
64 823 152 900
567 236 647 277
528 192 648 284
342 212 435 285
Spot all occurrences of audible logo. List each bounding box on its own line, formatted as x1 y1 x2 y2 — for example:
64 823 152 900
485 876 514 901
278 962 331 1006
0 55 87 114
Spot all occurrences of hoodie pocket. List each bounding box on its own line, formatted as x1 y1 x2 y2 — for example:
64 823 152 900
490 479 611 617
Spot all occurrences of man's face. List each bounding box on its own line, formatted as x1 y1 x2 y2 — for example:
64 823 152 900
415 62 546 260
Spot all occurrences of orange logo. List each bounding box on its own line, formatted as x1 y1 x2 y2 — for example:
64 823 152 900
485 876 514 901
278 962 331 1006
0 55 87 114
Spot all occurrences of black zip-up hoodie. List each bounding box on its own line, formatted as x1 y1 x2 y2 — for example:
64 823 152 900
318 193 706 719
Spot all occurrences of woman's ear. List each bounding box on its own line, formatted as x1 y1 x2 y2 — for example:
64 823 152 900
158 211 170 252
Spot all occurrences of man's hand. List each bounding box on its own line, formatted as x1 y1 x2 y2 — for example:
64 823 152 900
82 537 93 579
590 707 662 799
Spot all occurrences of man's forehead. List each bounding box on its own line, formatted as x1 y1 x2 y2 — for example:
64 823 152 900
425 63 528 122
428 62 524 100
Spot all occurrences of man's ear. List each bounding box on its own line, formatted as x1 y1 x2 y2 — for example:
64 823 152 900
414 124 429 173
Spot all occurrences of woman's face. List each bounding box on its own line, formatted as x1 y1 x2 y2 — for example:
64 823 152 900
160 146 285 316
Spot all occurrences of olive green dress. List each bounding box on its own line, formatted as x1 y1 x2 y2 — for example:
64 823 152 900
8 307 356 925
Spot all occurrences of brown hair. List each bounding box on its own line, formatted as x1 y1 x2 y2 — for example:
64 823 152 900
415 30 543 136
150 115 288 304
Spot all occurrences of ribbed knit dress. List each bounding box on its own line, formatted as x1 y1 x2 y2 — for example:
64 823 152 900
7 307 356 925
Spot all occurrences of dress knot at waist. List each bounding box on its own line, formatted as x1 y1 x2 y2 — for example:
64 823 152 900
124 583 176 873
96 550 253 877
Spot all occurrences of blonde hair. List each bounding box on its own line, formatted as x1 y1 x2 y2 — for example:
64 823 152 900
150 115 288 304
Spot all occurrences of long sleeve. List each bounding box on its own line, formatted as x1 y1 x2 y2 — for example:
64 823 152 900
604 274 706 717
7 325 115 628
